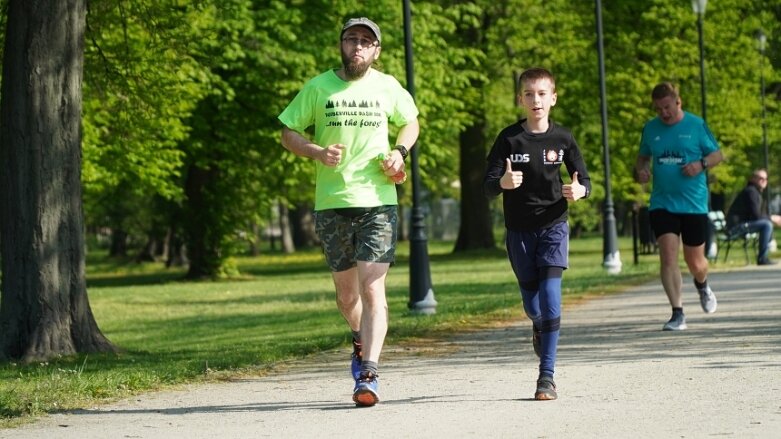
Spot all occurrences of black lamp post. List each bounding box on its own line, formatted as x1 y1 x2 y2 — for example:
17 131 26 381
693 0 716 259
692 0 708 121
402 0 436 314
596 0 621 274
595 0 621 274
758 29 770 214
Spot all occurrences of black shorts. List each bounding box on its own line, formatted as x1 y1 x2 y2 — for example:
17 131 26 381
649 209 708 247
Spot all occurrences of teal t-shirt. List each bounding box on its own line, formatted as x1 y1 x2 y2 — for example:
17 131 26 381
639 111 719 214
278 68 419 210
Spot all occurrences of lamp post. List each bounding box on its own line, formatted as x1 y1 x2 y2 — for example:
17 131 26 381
693 0 716 258
758 29 770 214
402 0 437 314
692 0 708 121
595 0 621 274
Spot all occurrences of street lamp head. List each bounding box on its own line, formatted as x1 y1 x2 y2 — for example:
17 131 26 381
691 0 708 14
756 29 767 52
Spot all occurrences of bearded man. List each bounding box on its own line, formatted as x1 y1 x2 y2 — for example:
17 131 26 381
278 17 419 407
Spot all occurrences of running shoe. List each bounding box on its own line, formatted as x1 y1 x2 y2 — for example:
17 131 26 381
350 341 362 381
353 372 379 407
697 285 717 314
350 353 361 381
532 326 542 358
662 313 687 331
534 376 557 401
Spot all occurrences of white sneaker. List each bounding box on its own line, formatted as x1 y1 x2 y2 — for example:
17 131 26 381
698 286 717 314
663 313 687 331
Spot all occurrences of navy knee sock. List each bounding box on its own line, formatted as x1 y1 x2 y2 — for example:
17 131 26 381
538 277 562 377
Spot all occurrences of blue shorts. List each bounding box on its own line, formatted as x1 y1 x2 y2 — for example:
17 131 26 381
505 222 569 283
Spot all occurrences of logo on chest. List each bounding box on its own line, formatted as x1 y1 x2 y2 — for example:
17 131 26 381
657 150 685 166
543 149 564 165
510 153 531 163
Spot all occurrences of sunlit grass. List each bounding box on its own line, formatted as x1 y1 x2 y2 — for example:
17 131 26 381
0 234 759 426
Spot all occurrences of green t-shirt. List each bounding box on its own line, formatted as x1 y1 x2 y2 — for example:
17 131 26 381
278 68 419 210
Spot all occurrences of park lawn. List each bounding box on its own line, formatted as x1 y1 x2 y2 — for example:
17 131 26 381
0 235 754 426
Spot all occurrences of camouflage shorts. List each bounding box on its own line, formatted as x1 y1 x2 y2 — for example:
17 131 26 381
314 205 398 272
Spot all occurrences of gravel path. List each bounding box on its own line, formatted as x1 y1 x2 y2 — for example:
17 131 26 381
4 265 780 438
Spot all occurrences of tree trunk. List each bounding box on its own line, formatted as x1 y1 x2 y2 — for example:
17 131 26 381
109 228 129 257
165 229 188 268
278 202 295 254
0 0 117 362
160 227 172 262
182 163 222 278
134 235 159 263
248 221 261 256
454 120 496 251
397 203 408 241
291 202 318 248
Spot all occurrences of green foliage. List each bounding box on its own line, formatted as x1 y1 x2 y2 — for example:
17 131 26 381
83 1 210 200
81 1 216 253
596 0 781 205
4 0 779 266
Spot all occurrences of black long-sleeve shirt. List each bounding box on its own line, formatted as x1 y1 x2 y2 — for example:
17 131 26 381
483 120 591 232
726 183 764 229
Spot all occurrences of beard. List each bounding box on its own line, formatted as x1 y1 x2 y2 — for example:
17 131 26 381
341 51 373 80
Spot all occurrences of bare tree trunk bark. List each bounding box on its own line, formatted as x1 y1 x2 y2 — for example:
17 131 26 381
0 0 117 362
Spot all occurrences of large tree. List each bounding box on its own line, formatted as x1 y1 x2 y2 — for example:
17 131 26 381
0 0 117 362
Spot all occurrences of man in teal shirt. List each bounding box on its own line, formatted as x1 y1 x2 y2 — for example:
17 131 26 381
635 82 723 331
278 17 419 407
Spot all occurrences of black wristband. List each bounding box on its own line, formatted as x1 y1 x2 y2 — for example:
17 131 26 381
701 158 708 169
394 145 408 161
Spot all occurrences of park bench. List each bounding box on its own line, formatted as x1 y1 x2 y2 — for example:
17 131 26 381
707 210 758 263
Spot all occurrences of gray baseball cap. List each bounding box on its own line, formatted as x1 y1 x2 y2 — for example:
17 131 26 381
341 17 381 43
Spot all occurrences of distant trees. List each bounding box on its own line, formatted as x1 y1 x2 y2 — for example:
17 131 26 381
88 0 781 268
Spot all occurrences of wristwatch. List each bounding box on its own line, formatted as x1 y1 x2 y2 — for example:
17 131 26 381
394 145 409 161
701 158 708 169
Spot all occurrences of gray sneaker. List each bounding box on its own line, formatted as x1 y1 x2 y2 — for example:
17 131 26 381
663 313 687 331
698 286 717 314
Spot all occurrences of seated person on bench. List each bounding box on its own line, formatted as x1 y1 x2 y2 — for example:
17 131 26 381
726 169 781 265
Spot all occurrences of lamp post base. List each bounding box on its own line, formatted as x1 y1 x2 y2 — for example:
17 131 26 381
603 251 623 275
409 289 437 315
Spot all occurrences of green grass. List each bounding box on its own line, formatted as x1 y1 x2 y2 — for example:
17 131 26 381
0 235 759 426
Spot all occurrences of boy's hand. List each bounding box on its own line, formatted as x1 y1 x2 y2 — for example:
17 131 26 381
500 158 523 190
563 172 586 201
